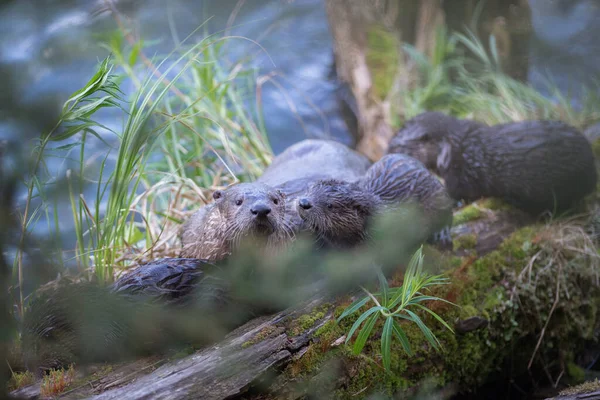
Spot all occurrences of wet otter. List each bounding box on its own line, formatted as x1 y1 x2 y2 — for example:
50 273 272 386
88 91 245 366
179 183 293 261
179 140 370 259
296 153 454 248
388 112 597 215
258 139 371 190
257 139 372 230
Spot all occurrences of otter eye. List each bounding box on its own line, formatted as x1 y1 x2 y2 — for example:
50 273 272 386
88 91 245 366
272 197 279 205
235 199 243 206
327 203 333 209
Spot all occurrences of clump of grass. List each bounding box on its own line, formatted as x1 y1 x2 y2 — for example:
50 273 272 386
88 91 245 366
7 371 35 391
15 56 124 310
15 13 274 286
393 26 600 129
337 246 455 371
559 379 600 396
92 21 274 271
40 365 76 398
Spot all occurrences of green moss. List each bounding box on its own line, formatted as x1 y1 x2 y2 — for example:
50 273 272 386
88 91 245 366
7 371 35 391
453 233 478 252
567 362 586 384
453 204 484 225
288 304 331 336
171 345 197 359
366 25 400 101
477 198 513 211
592 137 600 159
315 320 341 340
280 222 600 398
242 325 278 348
459 305 479 320
453 199 515 227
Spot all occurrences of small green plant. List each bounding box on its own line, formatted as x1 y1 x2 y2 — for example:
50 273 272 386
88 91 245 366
7 371 35 391
337 246 455 371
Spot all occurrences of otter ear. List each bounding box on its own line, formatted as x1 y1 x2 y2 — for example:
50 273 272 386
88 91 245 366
436 141 452 171
353 201 371 217
212 190 223 201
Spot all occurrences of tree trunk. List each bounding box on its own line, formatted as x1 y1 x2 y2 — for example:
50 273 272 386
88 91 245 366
326 0 532 160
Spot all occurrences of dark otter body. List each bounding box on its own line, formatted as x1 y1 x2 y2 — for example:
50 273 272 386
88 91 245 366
21 258 255 373
388 112 597 215
296 154 453 248
258 139 371 189
257 139 372 230
180 183 293 261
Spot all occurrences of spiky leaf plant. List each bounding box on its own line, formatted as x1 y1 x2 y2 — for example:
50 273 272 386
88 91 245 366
337 246 456 371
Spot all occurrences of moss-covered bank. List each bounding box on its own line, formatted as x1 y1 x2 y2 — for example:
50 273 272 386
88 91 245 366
270 218 600 399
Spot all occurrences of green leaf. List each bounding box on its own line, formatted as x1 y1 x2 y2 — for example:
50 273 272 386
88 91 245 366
352 312 379 355
413 303 455 334
381 317 393 370
337 296 370 323
47 142 83 152
129 41 142 67
405 309 441 351
405 295 455 307
345 306 385 344
392 319 412 356
377 268 389 308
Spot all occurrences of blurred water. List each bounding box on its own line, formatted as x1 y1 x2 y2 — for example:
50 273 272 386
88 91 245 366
0 0 351 155
1 0 599 261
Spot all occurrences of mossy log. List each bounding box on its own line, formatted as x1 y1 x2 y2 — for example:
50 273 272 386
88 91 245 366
14 199 598 399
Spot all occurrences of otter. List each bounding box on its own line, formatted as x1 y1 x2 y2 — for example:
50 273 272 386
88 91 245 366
179 140 370 259
388 112 597 215
179 183 293 261
296 153 454 248
259 139 371 187
257 139 372 230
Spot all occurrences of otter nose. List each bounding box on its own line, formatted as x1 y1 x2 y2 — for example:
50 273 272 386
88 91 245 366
298 198 312 210
251 203 271 217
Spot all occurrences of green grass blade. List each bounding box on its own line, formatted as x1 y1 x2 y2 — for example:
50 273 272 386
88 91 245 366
377 268 389 308
391 319 412 356
345 306 385 345
381 316 394 370
405 309 441 351
413 303 455 334
352 312 379 356
337 296 370 323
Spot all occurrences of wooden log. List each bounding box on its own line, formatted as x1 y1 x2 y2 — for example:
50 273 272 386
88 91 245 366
11 202 550 400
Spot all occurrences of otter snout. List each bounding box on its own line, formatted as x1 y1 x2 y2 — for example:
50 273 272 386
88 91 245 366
298 198 312 210
251 203 271 217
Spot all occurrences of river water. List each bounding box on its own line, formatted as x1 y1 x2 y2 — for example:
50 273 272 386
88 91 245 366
1 0 599 254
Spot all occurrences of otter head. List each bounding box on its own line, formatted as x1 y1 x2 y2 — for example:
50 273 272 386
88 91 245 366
214 183 288 246
296 179 378 248
388 112 455 174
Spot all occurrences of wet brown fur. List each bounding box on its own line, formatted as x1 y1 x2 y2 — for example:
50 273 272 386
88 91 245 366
257 139 372 230
297 154 453 248
388 112 597 215
179 183 294 261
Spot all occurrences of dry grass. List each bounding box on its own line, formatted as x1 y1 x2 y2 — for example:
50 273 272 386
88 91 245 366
40 365 76 398
506 213 600 385
109 172 237 278
559 378 600 396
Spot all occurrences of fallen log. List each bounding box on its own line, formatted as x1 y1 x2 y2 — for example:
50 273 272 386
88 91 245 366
10 200 600 399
